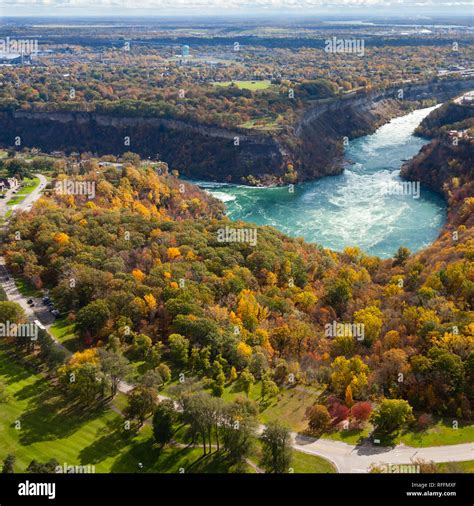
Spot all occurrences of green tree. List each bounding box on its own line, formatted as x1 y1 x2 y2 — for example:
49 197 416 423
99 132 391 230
168 333 190 367
240 369 255 397
371 399 414 435
157 363 171 383
124 386 157 426
132 334 153 359
393 246 411 266
148 342 164 368
0 301 25 324
181 392 222 454
152 399 176 447
75 299 110 338
249 352 269 379
325 278 352 315
27 459 59 473
66 362 107 405
306 404 331 434
211 371 226 397
221 398 258 463
260 422 293 473
98 348 130 397
2 454 15 473
261 375 279 402
139 369 165 389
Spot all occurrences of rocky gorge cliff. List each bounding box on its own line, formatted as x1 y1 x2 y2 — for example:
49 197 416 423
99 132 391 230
1 77 473 185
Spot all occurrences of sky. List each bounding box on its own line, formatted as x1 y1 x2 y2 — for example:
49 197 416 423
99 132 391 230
1 0 473 17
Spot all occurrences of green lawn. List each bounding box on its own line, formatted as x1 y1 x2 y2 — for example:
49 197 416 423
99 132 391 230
322 426 371 445
400 420 474 447
49 317 79 352
250 442 336 473
17 177 40 196
238 116 283 131
0 347 254 473
213 80 272 91
322 420 473 448
163 378 322 433
0 347 129 472
219 382 321 433
437 460 474 473
290 449 336 473
13 276 42 298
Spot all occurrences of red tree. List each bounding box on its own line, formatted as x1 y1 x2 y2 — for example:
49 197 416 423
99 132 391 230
329 401 350 426
351 401 372 425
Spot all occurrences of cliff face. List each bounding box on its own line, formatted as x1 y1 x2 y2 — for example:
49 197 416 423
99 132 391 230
293 97 409 180
400 90 474 197
0 111 284 183
294 77 474 181
1 77 473 185
401 139 474 196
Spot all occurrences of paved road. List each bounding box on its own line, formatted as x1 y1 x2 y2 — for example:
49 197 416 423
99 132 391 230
15 173 48 213
0 173 47 218
292 434 474 473
0 172 472 473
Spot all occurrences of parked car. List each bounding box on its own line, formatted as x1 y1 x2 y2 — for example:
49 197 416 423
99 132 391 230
51 309 60 317
27 299 34 304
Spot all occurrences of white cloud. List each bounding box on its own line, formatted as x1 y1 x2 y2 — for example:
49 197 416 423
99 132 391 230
1 0 472 13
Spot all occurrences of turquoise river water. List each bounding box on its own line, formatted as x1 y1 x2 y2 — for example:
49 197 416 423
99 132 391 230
195 106 446 258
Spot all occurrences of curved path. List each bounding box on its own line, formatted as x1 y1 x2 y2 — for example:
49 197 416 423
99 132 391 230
292 433 473 473
1 173 472 474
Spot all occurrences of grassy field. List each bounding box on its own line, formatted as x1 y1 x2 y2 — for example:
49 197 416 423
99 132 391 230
211 381 321 433
323 419 473 448
322 426 371 445
437 460 474 473
249 441 336 473
213 80 272 91
0 347 256 473
399 420 474 447
238 116 283 131
49 317 79 352
290 450 336 473
0 346 335 474
13 276 42 298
